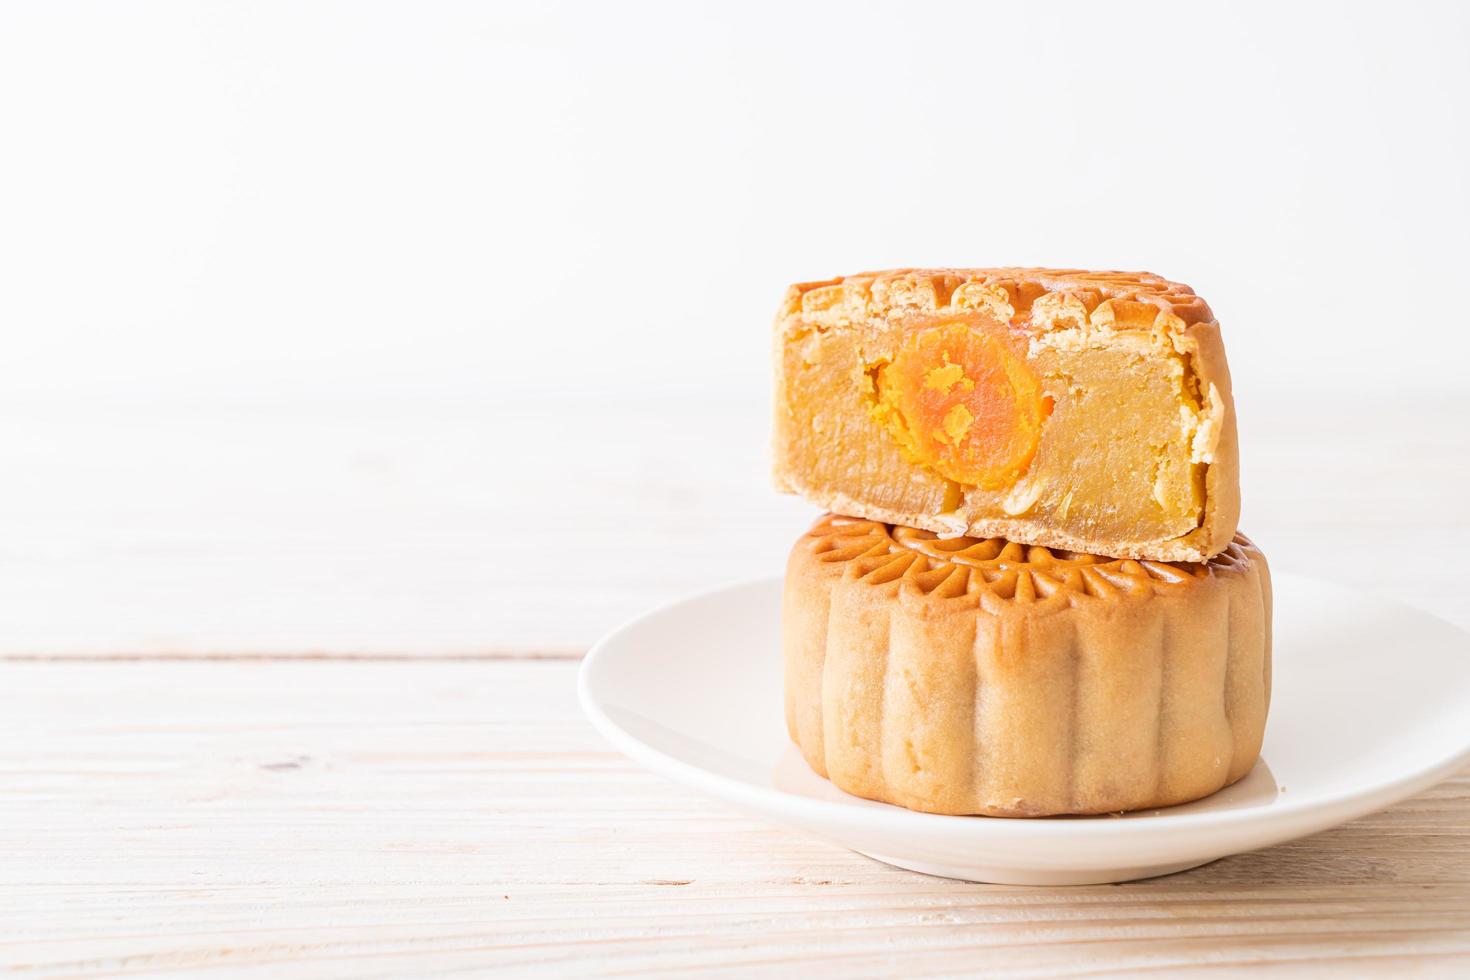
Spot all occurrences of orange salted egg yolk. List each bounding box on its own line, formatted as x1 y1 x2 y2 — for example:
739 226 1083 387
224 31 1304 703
871 319 1050 490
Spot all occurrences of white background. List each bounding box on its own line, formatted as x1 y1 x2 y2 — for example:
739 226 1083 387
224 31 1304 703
1 1 1467 653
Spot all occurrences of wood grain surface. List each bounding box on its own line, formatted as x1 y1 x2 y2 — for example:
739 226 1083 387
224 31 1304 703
2 393 1468 975
2 660 1467 977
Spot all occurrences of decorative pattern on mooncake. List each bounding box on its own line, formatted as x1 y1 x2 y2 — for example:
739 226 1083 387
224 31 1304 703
783 515 1271 817
781 268 1215 330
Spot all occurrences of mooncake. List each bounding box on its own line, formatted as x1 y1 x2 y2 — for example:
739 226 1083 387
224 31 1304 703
784 514 1271 817
773 269 1239 562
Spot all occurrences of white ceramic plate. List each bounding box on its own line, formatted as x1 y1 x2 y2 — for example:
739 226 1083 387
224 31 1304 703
579 572 1470 885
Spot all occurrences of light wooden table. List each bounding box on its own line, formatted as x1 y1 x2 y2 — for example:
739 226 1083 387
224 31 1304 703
2 390 1468 976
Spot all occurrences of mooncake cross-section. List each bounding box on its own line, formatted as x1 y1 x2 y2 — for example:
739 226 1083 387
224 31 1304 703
773 268 1239 562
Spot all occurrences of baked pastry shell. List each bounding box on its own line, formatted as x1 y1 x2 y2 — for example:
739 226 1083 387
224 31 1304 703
784 515 1272 817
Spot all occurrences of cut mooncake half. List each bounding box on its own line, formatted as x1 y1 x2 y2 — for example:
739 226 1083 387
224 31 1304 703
773 268 1239 562
784 515 1272 817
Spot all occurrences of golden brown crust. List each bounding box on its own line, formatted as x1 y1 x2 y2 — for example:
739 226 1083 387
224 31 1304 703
772 268 1240 562
1175 319 1241 562
780 268 1215 328
783 515 1271 817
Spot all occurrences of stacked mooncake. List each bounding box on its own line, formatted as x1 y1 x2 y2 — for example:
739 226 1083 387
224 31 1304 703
773 269 1270 816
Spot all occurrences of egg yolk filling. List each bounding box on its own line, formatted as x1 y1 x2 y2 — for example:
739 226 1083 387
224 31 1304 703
870 320 1051 490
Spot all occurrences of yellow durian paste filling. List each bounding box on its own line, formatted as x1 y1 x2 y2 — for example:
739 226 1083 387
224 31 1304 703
782 315 1212 546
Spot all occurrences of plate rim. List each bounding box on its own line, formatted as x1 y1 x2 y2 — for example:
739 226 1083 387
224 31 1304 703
579 571 1470 843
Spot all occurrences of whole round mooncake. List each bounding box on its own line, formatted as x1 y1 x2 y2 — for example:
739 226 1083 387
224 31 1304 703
783 515 1271 817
